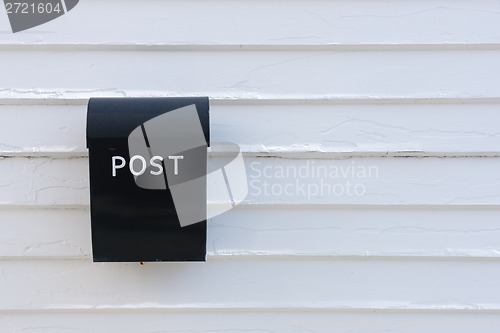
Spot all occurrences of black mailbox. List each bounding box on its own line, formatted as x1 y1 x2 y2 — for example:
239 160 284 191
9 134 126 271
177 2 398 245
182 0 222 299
86 97 209 262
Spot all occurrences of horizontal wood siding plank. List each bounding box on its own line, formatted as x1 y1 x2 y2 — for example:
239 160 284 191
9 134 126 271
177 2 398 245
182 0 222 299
210 206 500 258
0 157 88 206
1 258 500 310
2 311 500 333
1 50 500 98
2 207 500 259
0 209 90 258
0 0 499 46
1 156 499 206
2 103 500 156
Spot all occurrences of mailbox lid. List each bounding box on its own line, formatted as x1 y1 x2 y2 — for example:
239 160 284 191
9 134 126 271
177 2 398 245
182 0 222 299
86 97 210 149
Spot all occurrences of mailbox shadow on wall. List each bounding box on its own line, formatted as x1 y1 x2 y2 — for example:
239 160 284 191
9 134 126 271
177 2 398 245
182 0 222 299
86 98 210 262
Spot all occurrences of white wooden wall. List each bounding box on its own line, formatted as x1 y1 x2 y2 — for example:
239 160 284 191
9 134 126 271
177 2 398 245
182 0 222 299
2 0 500 331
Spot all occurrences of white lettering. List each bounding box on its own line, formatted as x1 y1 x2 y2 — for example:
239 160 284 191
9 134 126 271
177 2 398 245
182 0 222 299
129 155 147 176
112 156 126 177
168 155 184 175
150 156 164 175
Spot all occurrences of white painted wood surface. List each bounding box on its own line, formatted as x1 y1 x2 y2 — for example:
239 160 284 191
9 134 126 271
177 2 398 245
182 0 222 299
1 49 500 99
2 102 500 156
2 311 500 333
1 0 500 331
2 156 500 206
2 258 500 311
2 207 500 259
0 0 500 46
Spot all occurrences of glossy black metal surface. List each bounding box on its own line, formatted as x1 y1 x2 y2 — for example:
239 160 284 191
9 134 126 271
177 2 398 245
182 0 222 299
86 97 209 262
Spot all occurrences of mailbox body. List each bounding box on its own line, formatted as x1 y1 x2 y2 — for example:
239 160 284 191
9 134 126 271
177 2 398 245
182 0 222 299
86 97 209 262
